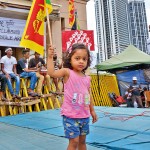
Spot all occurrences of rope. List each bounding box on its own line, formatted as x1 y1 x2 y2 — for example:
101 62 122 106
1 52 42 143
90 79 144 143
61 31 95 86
99 110 150 122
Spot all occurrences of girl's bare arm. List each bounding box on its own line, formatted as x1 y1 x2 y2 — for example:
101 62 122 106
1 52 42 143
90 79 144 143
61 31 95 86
47 46 69 79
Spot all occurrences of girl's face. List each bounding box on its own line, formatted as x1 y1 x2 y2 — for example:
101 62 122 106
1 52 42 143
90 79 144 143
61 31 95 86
70 49 88 72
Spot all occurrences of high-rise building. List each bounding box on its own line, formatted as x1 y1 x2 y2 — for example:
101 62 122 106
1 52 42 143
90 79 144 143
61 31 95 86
95 0 131 63
128 0 148 53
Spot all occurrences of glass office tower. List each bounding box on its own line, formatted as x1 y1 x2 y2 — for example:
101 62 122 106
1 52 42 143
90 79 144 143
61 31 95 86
128 0 148 53
95 0 131 62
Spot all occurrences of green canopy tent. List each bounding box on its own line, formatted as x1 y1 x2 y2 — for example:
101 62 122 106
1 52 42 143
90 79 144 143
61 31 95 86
96 45 150 72
95 45 150 95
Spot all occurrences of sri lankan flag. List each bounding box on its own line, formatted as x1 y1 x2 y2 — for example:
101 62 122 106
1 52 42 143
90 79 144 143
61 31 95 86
45 0 53 14
20 0 53 55
69 0 76 29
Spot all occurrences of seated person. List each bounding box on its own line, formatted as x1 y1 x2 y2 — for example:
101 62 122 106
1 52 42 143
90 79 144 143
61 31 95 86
0 74 7 101
0 47 20 99
17 49 39 97
113 93 126 104
28 52 51 93
124 88 133 107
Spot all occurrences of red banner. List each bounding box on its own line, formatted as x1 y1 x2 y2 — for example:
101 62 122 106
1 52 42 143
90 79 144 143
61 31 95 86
62 30 95 52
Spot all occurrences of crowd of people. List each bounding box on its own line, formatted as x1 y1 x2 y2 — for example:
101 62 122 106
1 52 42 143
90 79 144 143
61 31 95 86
0 47 61 100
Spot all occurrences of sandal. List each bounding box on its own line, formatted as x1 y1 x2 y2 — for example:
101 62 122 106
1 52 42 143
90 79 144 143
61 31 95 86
15 95 21 99
1 96 7 101
11 94 16 99
28 91 38 97
36 93 42 97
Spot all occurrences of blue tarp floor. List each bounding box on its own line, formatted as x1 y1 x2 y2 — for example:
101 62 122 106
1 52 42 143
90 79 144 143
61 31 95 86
0 106 150 150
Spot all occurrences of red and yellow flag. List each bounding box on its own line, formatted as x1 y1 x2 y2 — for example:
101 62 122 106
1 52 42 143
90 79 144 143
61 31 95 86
45 0 53 14
20 0 53 55
69 0 75 28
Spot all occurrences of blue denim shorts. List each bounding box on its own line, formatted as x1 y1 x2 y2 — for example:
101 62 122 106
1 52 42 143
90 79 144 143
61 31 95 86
62 115 90 139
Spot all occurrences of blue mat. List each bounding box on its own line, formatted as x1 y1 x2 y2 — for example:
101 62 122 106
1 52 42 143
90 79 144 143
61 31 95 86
0 107 150 150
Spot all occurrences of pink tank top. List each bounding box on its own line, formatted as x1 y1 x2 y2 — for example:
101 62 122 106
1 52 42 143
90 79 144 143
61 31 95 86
61 69 91 118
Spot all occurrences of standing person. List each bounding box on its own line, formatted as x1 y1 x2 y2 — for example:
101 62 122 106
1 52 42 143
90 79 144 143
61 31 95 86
17 49 39 97
0 74 7 101
129 77 143 108
28 52 51 94
0 47 20 99
47 43 98 150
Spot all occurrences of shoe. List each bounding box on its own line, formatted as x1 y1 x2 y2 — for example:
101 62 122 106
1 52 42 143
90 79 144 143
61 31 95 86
15 95 21 99
11 94 16 99
1 96 7 101
28 91 38 97
37 93 42 97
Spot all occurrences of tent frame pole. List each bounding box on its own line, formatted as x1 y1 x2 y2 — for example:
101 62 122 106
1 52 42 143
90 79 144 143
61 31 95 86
97 70 100 95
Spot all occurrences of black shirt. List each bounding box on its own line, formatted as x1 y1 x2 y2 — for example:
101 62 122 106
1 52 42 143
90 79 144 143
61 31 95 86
28 58 45 68
17 58 27 74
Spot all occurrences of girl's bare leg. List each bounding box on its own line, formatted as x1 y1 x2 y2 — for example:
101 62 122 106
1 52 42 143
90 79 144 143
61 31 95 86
67 136 79 150
78 135 87 150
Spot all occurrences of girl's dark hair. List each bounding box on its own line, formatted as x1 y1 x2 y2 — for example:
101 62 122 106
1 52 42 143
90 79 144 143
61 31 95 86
63 43 91 72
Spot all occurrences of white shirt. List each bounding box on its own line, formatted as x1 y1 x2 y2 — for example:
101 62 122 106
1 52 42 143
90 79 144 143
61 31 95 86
0 55 17 74
125 91 132 99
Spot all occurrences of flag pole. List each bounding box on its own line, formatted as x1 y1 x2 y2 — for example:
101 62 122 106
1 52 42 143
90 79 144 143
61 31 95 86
46 8 52 45
75 9 77 30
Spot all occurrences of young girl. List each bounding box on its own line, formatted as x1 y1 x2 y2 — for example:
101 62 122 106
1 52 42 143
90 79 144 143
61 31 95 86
47 43 98 150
